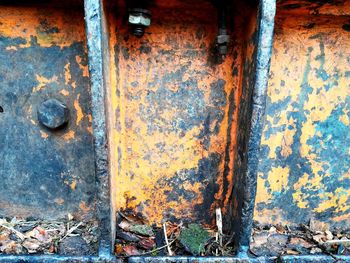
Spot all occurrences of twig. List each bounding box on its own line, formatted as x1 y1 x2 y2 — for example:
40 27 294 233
0 223 26 241
216 208 223 246
324 240 350 246
60 222 83 242
163 223 173 256
140 237 177 256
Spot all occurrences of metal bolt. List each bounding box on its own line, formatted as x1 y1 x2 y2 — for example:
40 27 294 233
37 99 69 129
128 8 152 37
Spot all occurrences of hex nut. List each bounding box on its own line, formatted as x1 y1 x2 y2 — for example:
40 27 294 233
37 99 69 129
128 14 151 27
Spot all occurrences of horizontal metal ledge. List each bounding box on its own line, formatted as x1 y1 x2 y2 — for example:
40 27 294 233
129 255 350 263
0 254 117 263
0 254 349 262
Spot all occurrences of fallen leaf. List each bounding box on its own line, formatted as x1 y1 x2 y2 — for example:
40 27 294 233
118 220 132 232
123 245 140 256
325 230 333 240
129 225 154 237
117 230 141 242
33 227 51 243
179 224 210 256
310 218 329 232
289 237 313 248
313 233 326 244
115 244 124 255
139 237 155 250
23 239 40 253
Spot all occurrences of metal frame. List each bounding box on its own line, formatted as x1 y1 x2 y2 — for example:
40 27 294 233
1 0 349 262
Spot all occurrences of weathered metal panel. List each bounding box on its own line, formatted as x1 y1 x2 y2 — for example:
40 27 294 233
107 0 245 226
0 6 95 219
255 0 350 229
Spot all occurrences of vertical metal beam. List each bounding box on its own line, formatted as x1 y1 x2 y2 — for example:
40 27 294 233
84 0 113 258
237 0 276 256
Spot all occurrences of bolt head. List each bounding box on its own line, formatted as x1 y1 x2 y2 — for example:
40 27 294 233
37 99 69 129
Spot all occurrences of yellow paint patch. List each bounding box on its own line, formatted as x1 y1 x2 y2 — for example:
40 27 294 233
255 172 272 204
74 94 83 126
75 55 89 77
64 63 71 85
60 89 70 96
40 131 49 139
268 166 289 193
62 130 75 140
70 180 77 190
33 74 58 92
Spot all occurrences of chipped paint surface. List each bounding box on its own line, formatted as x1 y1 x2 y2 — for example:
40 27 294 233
255 1 350 228
106 0 249 225
0 6 95 220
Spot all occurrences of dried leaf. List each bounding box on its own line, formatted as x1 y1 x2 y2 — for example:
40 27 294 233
313 233 326 244
115 244 124 255
23 239 40 253
139 237 155 250
123 245 140 256
309 218 329 232
118 220 132 232
33 227 51 243
117 230 141 242
325 230 333 240
289 237 313 248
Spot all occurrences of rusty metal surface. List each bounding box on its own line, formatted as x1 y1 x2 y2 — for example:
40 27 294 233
84 0 114 255
107 0 243 226
255 0 350 229
231 0 276 253
0 6 95 220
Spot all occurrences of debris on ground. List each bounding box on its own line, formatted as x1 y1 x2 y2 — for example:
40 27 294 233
250 218 350 257
115 208 235 259
0 216 98 255
115 210 350 260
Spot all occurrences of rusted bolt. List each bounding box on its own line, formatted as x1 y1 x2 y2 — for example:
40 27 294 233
128 8 151 37
37 99 69 129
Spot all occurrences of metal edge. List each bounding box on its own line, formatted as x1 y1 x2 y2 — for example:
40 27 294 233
0 254 102 263
128 256 273 263
128 255 350 263
280 255 350 263
236 0 276 256
84 0 113 258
